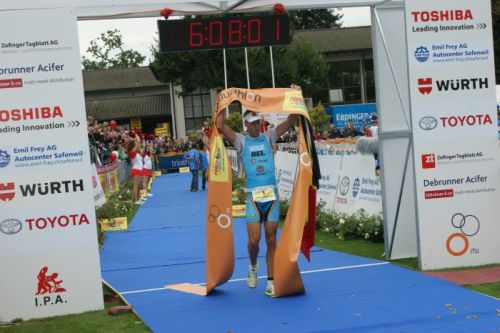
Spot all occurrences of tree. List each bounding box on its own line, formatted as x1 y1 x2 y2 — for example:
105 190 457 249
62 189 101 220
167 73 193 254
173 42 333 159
226 112 243 133
290 9 343 30
82 29 146 70
150 38 327 100
308 103 331 133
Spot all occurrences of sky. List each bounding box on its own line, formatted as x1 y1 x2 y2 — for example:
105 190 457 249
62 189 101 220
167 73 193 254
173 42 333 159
77 7 371 63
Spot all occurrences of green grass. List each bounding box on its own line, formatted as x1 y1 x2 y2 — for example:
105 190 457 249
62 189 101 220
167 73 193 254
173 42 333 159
315 229 418 270
0 286 151 333
315 230 385 260
465 283 500 299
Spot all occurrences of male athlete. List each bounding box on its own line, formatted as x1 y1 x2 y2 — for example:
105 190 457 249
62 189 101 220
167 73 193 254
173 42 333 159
217 109 296 296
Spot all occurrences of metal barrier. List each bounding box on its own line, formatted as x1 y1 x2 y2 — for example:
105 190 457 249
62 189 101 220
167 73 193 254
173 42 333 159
277 140 359 156
117 160 131 184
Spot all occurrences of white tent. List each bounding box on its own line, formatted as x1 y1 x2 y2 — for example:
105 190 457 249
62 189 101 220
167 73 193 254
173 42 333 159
1 0 497 321
2 1 389 19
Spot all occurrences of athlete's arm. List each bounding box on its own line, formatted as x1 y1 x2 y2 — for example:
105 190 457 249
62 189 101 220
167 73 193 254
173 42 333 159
275 84 301 137
216 111 237 143
276 114 297 138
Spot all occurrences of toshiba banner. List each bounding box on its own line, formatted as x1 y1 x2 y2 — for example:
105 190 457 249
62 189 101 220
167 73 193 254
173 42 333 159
405 0 500 269
0 9 103 321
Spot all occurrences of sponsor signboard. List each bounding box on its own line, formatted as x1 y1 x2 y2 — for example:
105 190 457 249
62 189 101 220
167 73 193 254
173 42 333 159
275 151 298 200
99 217 128 231
96 161 120 196
275 152 382 216
158 154 189 170
405 0 500 269
325 103 376 130
226 148 239 173
232 205 246 217
130 118 142 130
332 155 382 216
91 164 106 207
0 9 103 321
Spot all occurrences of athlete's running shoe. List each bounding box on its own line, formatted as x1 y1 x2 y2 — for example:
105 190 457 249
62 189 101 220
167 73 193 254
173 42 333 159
247 263 258 288
265 280 275 297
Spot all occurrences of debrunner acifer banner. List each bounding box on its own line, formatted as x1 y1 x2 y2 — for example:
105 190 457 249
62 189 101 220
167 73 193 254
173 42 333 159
0 9 103 321
405 1 500 270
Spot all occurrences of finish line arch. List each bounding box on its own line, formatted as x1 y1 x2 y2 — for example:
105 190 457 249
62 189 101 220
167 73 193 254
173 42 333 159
0 0 497 321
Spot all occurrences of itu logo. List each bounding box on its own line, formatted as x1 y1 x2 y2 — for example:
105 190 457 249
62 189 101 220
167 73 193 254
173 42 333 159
0 149 10 168
208 205 231 229
445 213 480 256
419 116 438 130
414 46 430 62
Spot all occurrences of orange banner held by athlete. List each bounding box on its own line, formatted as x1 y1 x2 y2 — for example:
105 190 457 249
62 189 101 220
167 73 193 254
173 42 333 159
206 87 321 297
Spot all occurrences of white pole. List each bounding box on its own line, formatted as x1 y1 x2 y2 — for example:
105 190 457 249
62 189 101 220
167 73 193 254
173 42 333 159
244 47 250 88
169 82 177 139
269 46 275 88
223 48 229 116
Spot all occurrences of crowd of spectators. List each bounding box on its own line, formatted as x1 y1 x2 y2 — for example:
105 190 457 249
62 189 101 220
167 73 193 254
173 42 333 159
314 115 378 141
86 112 380 165
87 115 204 166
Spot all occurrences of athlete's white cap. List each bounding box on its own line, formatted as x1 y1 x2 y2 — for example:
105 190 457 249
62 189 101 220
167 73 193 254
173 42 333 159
244 111 261 123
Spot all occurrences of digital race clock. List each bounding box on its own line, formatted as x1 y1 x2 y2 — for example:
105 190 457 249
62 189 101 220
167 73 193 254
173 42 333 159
158 14 290 53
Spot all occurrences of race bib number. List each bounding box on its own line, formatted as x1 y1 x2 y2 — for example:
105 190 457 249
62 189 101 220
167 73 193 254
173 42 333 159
251 186 276 203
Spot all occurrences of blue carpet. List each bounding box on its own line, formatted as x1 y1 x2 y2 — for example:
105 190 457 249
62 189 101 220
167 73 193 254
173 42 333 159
101 173 499 333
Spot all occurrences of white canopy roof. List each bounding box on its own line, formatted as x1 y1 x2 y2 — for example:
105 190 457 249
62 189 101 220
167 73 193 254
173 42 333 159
1 0 389 20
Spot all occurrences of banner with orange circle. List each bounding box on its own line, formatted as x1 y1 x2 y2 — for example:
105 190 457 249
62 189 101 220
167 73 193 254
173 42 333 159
206 88 320 297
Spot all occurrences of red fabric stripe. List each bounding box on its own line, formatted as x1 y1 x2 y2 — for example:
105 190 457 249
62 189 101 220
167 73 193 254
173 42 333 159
301 186 316 262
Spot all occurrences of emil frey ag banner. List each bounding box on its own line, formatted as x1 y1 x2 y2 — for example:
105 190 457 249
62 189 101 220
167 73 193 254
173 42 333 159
405 0 500 270
0 9 103 321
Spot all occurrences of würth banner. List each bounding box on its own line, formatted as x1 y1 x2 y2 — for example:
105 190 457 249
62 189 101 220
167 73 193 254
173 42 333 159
0 9 103 321
405 0 500 270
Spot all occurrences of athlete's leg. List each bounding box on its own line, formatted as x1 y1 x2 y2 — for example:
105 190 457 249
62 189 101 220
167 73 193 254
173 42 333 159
247 222 261 266
264 221 278 278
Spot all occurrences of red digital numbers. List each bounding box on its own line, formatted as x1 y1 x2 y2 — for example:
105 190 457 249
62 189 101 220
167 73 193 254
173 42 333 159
228 20 242 45
189 22 203 47
247 18 261 44
209 20 223 46
179 15 286 51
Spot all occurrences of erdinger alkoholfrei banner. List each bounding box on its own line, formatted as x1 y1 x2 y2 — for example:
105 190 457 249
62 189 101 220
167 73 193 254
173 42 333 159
0 9 103 321
405 0 500 269
206 88 320 297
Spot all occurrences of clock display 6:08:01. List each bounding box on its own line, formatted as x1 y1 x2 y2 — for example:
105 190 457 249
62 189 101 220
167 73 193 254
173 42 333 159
158 14 290 52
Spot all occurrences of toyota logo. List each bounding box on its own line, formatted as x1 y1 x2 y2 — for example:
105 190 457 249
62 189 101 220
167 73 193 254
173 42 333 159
419 116 438 130
0 219 22 235
339 176 350 196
